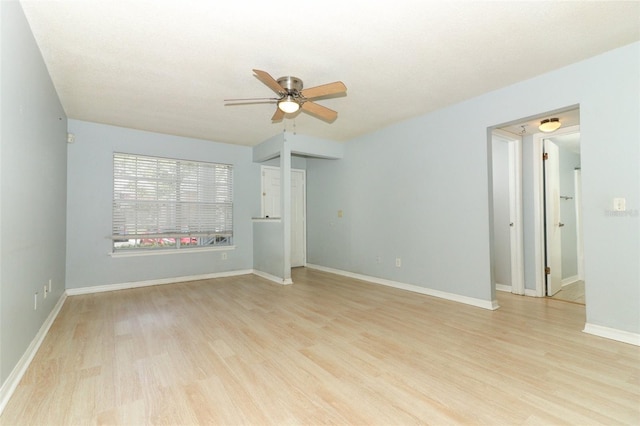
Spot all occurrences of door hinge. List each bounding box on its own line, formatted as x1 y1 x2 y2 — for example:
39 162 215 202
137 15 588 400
543 152 549 160
545 267 551 274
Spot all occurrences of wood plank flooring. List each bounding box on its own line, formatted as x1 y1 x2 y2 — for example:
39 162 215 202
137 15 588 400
2 268 638 425
551 280 585 305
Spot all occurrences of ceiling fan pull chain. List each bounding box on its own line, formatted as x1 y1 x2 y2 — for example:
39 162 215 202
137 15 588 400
293 118 297 135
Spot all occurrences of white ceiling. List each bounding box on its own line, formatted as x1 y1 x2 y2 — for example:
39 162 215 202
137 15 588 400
20 1 640 146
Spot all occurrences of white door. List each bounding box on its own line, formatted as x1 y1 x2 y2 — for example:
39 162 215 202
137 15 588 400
544 140 562 296
262 167 281 218
507 136 524 295
491 135 513 290
491 132 524 295
261 167 306 267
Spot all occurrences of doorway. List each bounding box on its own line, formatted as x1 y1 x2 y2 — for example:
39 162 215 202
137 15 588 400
261 166 307 267
534 125 584 303
491 107 585 306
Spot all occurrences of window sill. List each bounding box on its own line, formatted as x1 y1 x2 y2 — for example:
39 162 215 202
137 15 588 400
252 217 281 223
109 245 236 258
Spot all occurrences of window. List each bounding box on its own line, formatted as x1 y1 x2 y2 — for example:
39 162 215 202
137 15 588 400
112 153 233 252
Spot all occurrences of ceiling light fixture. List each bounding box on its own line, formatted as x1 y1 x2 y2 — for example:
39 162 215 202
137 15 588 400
539 118 561 133
278 95 300 114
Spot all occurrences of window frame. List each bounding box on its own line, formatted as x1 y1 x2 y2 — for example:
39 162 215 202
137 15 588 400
111 152 234 254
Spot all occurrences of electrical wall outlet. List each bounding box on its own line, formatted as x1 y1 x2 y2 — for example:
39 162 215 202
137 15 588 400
613 197 626 212
396 258 402 267
221 252 228 260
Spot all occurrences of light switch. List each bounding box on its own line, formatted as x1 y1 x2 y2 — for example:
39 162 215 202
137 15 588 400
613 198 626 212
338 210 343 218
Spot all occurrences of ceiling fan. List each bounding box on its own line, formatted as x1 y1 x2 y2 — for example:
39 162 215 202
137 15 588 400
225 69 347 123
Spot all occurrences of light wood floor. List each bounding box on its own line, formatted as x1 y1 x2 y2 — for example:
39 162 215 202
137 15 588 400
2 268 638 425
551 280 585 305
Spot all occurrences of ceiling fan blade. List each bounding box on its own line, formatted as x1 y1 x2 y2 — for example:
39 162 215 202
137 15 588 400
224 97 279 102
253 69 285 95
271 108 285 122
301 101 338 122
300 81 346 99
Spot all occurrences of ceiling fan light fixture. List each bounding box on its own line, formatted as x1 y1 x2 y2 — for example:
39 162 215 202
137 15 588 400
278 96 300 113
539 117 561 133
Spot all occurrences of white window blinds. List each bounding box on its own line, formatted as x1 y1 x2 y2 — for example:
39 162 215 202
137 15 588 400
112 153 233 248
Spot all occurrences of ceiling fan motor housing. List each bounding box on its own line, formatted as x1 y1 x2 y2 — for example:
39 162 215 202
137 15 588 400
277 76 303 94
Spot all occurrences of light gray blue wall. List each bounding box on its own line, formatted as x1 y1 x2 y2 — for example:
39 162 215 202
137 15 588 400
558 146 580 280
263 155 307 170
65 120 260 289
308 42 640 333
0 1 67 383
308 106 495 301
571 45 638 333
253 222 285 278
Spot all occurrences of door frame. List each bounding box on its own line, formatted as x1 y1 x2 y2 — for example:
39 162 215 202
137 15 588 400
574 169 585 281
290 168 307 267
532 125 580 297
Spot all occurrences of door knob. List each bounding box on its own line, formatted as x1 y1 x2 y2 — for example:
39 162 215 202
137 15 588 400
559 222 565 227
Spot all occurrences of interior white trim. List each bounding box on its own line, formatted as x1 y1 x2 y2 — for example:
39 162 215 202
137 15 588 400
507 136 525 295
252 270 293 285
109 245 236 258
561 275 580 287
583 323 640 346
495 283 512 293
574 169 585 281
66 270 253 295
524 289 539 297
306 264 499 310
532 132 546 297
0 292 67 416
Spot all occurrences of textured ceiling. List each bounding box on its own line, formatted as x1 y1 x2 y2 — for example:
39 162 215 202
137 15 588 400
20 1 640 146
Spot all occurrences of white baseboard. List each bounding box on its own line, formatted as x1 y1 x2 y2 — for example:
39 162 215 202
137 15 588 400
524 289 539 297
561 275 580 287
66 269 254 295
0 291 67 416
495 283 512 293
252 270 293 285
306 264 498 310
583 323 640 346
